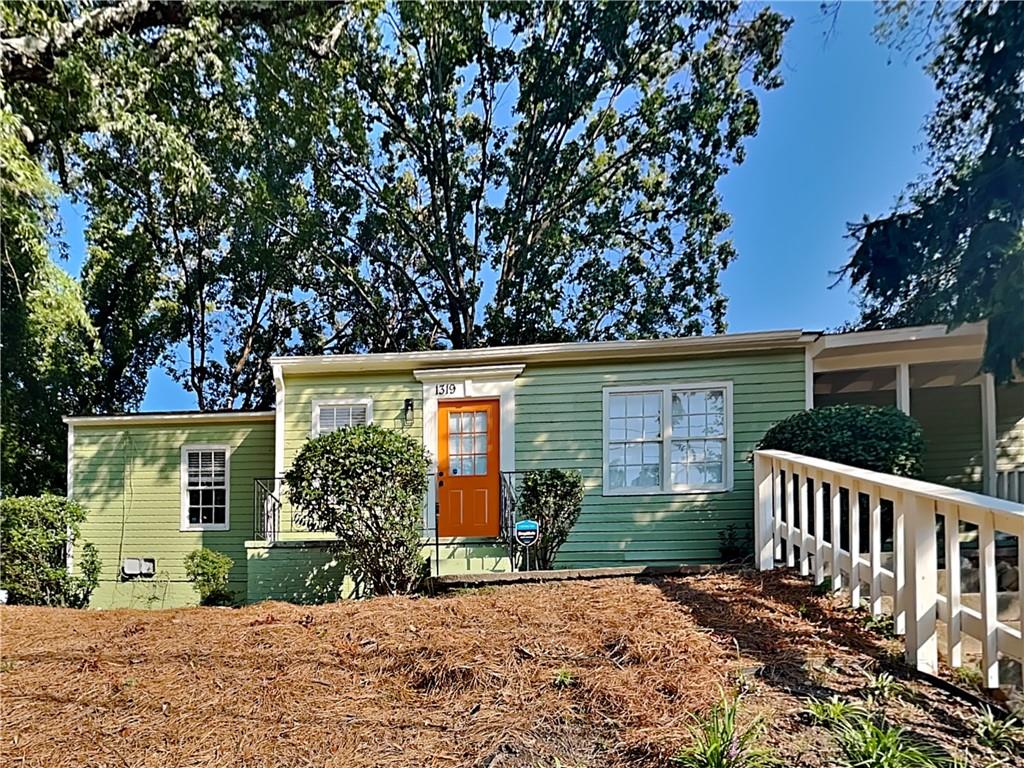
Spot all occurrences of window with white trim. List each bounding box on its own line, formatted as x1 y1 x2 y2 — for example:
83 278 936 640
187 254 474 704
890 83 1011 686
312 399 373 436
181 446 229 530
604 383 732 494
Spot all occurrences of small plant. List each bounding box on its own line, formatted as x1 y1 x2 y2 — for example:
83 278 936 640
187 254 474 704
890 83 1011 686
831 714 953 768
973 707 1022 755
812 576 833 596
951 665 984 692
552 668 575 689
805 695 867 727
183 548 234 606
865 671 908 702
718 523 753 563
512 469 585 570
862 613 897 639
674 692 776 768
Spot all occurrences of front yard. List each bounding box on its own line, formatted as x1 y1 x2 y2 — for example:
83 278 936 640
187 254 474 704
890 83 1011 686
0 571 1016 767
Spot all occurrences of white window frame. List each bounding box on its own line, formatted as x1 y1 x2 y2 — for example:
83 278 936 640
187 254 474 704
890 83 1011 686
311 397 374 437
602 381 734 496
180 444 231 532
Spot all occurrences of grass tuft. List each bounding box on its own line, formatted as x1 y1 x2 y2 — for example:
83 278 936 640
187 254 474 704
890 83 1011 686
831 714 954 768
804 695 867 727
673 692 776 768
973 706 1022 755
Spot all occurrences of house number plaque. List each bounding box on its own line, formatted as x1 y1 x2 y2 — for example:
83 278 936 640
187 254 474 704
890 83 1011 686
434 382 462 397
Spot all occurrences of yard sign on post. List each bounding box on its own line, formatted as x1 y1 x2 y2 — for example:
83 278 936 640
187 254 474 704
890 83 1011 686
514 519 540 571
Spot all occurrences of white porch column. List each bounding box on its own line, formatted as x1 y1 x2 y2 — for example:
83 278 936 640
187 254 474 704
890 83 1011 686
896 363 911 415
980 373 996 495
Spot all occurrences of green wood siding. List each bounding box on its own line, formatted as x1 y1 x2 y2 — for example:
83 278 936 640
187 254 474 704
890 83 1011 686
514 350 806 566
73 420 274 608
996 382 1024 471
911 385 984 491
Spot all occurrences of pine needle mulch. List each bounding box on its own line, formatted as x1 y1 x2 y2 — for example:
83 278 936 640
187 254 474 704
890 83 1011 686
0 570 978 768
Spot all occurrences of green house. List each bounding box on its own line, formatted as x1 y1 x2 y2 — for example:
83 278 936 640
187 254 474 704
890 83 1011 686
66 322 1023 608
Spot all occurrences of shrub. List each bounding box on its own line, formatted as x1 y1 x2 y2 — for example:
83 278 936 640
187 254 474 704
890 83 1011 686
0 495 101 607
757 405 924 478
514 469 585 570
286 424 430 596
183 548 235 606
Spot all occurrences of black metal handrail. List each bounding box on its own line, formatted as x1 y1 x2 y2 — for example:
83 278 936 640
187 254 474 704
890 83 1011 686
253 477 285 541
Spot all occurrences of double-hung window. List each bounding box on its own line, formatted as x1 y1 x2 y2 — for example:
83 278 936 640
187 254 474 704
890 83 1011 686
312 398 373 436
180 445 230 531
603 382 732 495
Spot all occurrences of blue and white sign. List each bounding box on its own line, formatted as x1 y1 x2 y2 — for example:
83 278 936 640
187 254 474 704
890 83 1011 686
514 519 540 547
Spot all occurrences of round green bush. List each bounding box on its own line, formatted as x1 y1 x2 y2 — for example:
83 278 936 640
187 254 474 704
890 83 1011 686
0 495 101 607
285 424 430 596
184 547 235 606
756 404 924 478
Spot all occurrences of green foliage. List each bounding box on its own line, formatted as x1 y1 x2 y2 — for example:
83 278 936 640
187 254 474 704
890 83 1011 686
843 1 1024 381
718 523 753 563
514 469 585 571
0 495 101 607
552 668 576 689
757 405 924 478
864 671 909 702
286 425 430 596
950 665 984 692
804 695 868 728
973 707 1022 755
830 714 954 768
674 693 776 768
183 548 235 607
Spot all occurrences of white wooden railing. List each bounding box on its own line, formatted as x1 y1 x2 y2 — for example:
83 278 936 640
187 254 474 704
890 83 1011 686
754 450 1024 688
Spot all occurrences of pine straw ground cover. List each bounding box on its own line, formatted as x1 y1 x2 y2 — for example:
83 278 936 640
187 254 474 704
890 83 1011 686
0 570 1004 768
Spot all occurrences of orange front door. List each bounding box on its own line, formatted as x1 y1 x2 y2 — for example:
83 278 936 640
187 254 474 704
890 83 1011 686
438 399 500 537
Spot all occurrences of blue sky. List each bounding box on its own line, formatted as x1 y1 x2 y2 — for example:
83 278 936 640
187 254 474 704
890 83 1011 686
53 2 936 410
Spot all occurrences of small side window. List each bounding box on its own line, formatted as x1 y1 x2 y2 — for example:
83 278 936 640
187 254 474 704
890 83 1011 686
180 446 230 531
312 399 373 437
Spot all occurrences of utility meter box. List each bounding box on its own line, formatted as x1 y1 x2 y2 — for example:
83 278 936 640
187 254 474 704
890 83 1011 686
121 557 156 579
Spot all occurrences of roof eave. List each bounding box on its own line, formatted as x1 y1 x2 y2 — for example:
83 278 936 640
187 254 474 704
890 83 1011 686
270 330 810 375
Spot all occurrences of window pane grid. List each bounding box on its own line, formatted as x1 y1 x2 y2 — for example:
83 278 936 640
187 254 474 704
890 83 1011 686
448 411 488 476
607 392 662 490
185 449 227 526
607 387 728 492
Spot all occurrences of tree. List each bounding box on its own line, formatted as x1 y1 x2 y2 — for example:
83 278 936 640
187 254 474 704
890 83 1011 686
315 1 791 348
841 1 1024 381
2 2 791 485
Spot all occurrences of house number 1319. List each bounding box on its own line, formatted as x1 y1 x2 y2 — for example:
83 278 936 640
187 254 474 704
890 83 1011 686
435 383 457 396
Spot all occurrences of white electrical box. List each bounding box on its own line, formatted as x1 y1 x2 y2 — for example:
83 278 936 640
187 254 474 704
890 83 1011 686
121 557 156 578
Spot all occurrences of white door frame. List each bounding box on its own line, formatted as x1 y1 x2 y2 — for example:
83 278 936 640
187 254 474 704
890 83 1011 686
414 364 524 536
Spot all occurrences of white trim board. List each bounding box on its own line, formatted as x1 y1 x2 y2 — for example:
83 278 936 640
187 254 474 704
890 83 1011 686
415 364 524 535
272 331 808 373
64 411 274 426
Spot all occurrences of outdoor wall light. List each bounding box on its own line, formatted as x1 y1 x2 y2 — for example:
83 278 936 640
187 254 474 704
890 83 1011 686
404 398 415 423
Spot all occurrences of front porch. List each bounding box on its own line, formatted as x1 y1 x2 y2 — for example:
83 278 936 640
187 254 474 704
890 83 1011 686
810 322 1023 502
